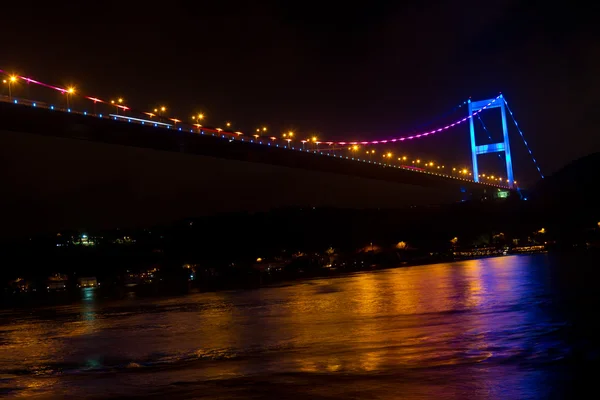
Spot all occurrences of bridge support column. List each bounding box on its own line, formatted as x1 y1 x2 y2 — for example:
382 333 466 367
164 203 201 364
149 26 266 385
468 94 514 189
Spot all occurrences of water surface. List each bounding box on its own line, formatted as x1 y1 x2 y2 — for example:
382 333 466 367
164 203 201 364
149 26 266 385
1 254 598 399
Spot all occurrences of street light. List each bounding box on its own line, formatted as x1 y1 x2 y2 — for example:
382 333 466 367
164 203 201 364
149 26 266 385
111 98 124 114
191 113 204 132
226 122 231 128
4 75 18 101
66 86 75 109
282 132 293 147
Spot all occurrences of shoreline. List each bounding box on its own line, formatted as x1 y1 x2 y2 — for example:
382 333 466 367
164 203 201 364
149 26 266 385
1 251 550 309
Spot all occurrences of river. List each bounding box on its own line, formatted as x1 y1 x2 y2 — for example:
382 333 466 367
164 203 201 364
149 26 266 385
1 253 598 399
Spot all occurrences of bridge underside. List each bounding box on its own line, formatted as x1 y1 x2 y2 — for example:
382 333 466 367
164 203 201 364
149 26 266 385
0 103 506 235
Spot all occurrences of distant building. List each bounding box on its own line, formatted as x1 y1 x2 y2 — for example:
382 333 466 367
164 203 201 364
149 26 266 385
10 277 33 292
47 273 68 290
252 258 286 272
115 236 136 245
124 267 159 286
72 233 96 246
77 277 97 288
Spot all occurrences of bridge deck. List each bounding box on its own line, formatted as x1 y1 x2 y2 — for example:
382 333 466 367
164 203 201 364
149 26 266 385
0 101 507 193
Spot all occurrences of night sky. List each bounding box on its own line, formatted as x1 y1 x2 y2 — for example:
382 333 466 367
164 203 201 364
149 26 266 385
3 0 600 184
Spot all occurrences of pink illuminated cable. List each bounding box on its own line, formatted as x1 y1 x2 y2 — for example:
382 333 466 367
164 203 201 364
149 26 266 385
331 95 502 146
20 76 68 93
0 68 67 94
0 69 129 110
2 67 500 146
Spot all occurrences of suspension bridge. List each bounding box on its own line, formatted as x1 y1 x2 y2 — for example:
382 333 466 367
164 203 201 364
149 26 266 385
0 68 544 231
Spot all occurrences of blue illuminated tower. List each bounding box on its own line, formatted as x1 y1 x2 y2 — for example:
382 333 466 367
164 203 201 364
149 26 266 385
468 94 514 189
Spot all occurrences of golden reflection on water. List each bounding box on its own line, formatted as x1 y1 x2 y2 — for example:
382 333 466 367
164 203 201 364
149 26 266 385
253 260 505 373
2 290 97 364
359 351 382 372
67 288 99 338
353 272 381 316
1 255 556 399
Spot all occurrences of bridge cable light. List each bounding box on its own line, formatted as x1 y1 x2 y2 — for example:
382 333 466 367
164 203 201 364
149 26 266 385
503 97 544 179
325 95 501 146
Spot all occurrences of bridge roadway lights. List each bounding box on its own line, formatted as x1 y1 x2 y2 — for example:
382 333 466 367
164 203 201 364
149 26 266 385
1 99 509 190
468 94 514 189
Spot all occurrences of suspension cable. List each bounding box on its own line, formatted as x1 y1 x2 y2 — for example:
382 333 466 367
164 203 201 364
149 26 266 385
503 97 544 179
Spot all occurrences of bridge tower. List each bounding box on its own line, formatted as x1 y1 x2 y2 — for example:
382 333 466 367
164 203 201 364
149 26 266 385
468 94 514 189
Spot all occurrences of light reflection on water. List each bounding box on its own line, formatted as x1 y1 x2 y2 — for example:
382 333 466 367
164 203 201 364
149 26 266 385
0 254 597 399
